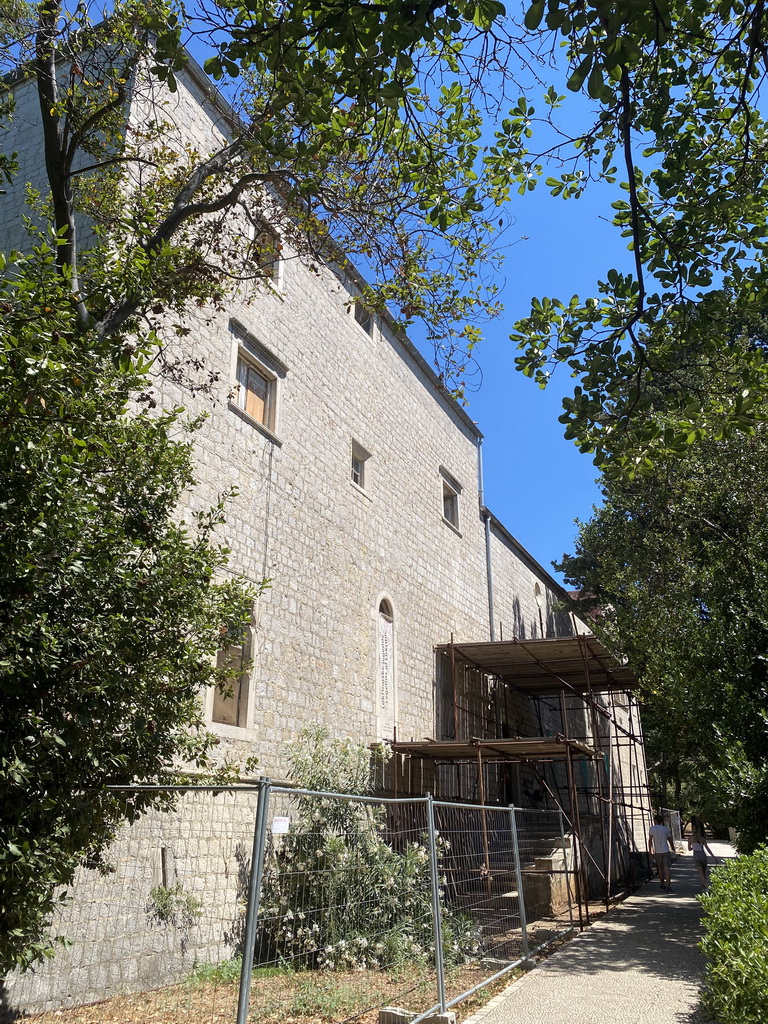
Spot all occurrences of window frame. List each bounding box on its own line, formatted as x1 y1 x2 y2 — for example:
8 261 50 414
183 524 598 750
352 298 375 337
236 354 275 429
250 220 284 290
375 594 397 741
439 468 462 532
211 628 253 730
229 322 286 442
351 440 372 492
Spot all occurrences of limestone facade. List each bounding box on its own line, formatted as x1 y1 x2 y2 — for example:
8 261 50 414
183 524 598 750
2 59 590 781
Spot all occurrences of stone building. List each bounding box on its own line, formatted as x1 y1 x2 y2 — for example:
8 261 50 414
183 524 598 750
1 43 654 1019
1 44 652 838
1 52 590 780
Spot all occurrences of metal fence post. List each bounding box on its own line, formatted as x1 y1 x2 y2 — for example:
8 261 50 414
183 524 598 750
558 808 575 930
426 794 447 1013
236 778 272 1024
508 805 529 959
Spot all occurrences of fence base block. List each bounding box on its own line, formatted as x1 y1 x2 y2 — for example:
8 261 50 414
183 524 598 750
379 1008 456 1024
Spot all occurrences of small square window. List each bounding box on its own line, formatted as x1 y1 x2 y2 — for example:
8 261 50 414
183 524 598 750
440 470 461 530
351 441 371 490
236 354 274 429
354 300 374 336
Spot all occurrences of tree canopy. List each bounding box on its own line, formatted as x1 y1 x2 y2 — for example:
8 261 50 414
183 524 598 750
1 0 546 392
510 0 768 473
558 377 768 849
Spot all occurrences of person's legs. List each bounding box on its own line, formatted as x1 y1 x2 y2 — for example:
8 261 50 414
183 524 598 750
661 852 672 891
654 853 666 889
694 855 709 888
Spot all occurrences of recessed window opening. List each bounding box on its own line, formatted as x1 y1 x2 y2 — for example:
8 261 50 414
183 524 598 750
252 222 282 285
351 441 371 490
443 483 458 526
236 356 274 427
376 598 396 740
440 470 461 530
354 300 373 335
212 627 252 728
534 582 545 637
230 323 286 437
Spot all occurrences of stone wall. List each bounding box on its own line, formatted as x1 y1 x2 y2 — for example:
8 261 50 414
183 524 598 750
1 790 260 1017
0 61 585 783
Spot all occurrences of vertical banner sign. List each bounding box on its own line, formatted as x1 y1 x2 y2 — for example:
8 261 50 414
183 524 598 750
378 612 395 739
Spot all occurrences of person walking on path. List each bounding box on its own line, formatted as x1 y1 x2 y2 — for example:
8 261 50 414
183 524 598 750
649 813 676 893
469 840 735 1024
689 813 706 837
688 830 719 889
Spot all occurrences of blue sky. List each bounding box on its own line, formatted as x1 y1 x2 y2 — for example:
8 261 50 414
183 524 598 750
455 173 631 583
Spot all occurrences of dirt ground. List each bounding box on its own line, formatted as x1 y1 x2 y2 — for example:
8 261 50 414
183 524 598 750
24 963 516 1024
24 907 603 1024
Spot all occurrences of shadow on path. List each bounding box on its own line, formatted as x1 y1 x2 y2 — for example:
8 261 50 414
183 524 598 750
470 846 735 1024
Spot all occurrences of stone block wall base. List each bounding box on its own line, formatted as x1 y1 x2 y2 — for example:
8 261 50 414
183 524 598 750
378 1008 456 1024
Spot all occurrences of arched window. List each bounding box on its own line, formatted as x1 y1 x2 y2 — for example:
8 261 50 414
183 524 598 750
376 598 396 740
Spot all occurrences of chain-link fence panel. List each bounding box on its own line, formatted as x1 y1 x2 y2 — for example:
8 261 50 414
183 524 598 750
431 801 522 1006
241 788 439 1023
512 808 575 950
428 802 576 1012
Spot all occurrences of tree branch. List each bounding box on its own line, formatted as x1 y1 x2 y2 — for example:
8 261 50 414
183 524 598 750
619 66 646 326
64 85 127 173
95 147 283 339
34 0 90 329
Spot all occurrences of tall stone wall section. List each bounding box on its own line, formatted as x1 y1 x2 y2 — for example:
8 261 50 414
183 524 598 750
1 790 260 1016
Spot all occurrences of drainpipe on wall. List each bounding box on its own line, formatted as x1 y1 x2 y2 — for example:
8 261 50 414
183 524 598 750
477 437 496 641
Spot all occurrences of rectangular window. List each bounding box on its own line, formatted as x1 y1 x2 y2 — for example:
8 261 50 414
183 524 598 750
440 469 462 530
351 441 371 490
443 482 459 526
236 355 273 428
229 322 286 438
354 300 373 336
252 223 282 286
212 633 251 728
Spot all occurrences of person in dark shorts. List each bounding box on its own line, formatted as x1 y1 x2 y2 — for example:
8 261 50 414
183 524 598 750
688 830 718 889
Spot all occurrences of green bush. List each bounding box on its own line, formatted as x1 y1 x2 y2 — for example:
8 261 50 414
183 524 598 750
700 847 768 1023
254 728 479 971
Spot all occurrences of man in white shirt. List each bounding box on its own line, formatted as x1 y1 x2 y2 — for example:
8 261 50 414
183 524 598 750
649 814 676 893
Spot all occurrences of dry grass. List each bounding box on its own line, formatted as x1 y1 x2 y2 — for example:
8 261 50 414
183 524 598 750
25 963 519 1024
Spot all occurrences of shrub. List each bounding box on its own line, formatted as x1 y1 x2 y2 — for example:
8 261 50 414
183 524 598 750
699 847 768 1023
254 728 479 971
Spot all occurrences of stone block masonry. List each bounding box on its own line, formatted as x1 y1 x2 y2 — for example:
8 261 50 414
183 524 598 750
1 790 260 1016
0 58 588 782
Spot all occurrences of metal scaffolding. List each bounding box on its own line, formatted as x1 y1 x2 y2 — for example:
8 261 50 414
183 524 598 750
389 634 654 927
